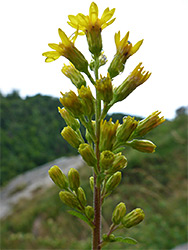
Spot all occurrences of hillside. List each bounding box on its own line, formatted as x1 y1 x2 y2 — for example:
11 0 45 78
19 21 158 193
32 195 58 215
0 101 187 249
0 91 132 186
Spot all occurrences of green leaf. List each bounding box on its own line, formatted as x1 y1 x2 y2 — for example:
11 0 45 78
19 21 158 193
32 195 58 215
113 236 138 244
68 210 95 229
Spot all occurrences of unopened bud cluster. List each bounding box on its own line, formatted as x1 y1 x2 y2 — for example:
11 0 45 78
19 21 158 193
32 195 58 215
44 1 165 248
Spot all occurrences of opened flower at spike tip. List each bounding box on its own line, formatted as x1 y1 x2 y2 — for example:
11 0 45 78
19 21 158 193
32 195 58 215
68 2 115 56
108 31 143 78
42 29 89 73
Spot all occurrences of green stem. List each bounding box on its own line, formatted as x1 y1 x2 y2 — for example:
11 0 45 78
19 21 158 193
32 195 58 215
93 56 102 250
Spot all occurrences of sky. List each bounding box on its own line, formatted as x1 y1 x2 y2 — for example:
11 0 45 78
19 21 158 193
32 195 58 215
1 0 188 119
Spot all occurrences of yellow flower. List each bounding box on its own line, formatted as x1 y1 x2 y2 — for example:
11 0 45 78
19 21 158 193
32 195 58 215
42 28 88 73
108 31 143 78
112 63 151 103
68 2 115 56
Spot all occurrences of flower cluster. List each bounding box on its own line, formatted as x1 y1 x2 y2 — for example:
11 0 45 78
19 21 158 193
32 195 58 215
43 2 165 249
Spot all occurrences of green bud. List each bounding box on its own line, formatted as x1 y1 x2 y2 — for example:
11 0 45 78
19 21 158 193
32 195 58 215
78 86 95 119
90 52 108 71
130 111 165 139
121 208 145 228
105 171 122 194
100 150 115 171
107 153 127 174
89 176 94 192
85 205 94 220
60 90 83 118
100 119 119 151
58 107 80 131
61 63 86 89
96 73 113 104
85 121 95 144
68 168 80 191
113 116 138 149
78 143 97 167
126 139 156 153
59 191 81 210
109 234 115 242
61 126 83 148
112 63 151 103
112 202 126 225
77 187 87 207
48 165 68 189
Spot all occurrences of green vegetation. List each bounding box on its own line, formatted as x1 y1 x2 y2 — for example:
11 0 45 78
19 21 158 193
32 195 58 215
0 91 129 186
0 106 187 249
0 91 77 186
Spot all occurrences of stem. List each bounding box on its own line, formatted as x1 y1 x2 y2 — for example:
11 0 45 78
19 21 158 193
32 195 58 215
93 56 102 250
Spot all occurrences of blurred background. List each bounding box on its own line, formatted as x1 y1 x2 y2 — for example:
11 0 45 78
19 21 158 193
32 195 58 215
0 0 187 249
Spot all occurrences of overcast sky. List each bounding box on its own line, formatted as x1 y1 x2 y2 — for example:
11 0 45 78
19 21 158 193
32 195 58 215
1 0 187 119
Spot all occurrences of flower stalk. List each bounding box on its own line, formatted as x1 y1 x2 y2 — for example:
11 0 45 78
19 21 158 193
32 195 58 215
43 2 165 249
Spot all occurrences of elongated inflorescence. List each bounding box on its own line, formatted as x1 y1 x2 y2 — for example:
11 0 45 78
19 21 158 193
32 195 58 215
43 2 165 249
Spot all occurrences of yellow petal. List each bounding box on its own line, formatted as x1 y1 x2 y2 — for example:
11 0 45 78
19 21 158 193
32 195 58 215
77 13 88 27
131 39 144 55
67 21 77 29
115 31 120 48
102 18 116 29
100 8 115 24
48 43 63 53
120 31 129 48
42 51 61 62
58 28 71 46
89 2 98 24
68 15 79 26
101 7 110 19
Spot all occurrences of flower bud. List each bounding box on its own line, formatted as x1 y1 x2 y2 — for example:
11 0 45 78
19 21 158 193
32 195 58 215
58 107 80 131
77 187 87 207
108 31 143 78
85 205 94 220
112 202 126 225
78 86 95 118
121 208 145 228
107 153 127 174
100 150 115 171
89 176 94 192
68 168 80 191
105 171 122 194
131 111 165 139
59 191 81 210
112 63 151 103
99 119 119 151
126 139 156 153
96 73 113 104
78 143 97 167
61 126 83 148
113 116 138 149
85 121 95 144
48 165 68 189
60 90 83 118
90 52 108 71
61 63 86 89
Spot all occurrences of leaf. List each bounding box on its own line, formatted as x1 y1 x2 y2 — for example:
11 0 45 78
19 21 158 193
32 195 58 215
68 210 95 229
113 236 138 244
